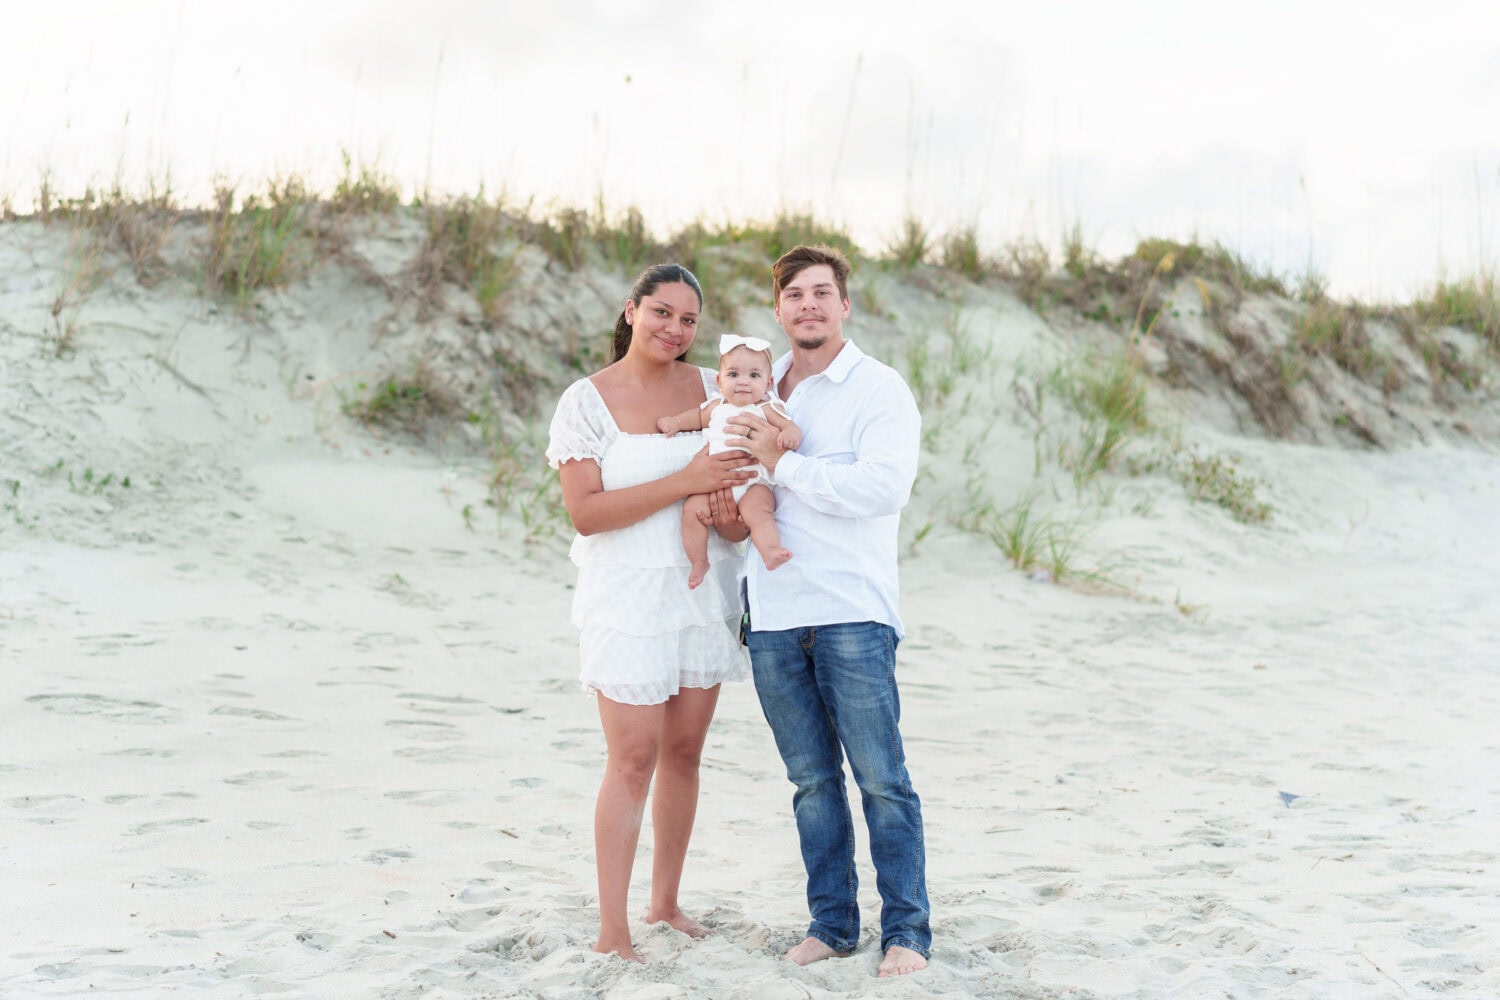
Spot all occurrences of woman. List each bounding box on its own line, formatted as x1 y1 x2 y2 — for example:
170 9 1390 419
546 263 754 961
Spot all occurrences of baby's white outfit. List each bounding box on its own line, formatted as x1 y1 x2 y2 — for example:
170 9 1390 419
546 369 747 706
704 396 787 499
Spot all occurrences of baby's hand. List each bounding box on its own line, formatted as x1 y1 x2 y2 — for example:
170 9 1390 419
657 416 680 437
777 428 801 450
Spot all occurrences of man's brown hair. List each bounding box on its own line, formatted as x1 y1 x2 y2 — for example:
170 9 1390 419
771 244 851 303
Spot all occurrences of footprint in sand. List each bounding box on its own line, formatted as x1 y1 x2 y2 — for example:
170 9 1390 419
27 693 175 724
126 817 209 836
210 705 293 721
385 719 462 741
223 770 289 786
384 789 465 807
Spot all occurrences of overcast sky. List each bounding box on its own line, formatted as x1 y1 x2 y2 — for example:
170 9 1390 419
4 0 1499 299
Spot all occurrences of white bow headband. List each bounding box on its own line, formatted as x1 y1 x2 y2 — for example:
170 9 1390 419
719 334 772 355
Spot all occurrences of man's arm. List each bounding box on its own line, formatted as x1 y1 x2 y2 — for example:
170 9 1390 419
729 371 919 519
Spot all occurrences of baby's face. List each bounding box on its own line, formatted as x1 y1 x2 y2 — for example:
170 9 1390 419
717 346 771 405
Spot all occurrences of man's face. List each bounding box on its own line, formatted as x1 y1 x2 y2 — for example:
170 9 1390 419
774 264 850 351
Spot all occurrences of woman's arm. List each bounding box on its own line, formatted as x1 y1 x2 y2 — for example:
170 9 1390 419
559 447 754 536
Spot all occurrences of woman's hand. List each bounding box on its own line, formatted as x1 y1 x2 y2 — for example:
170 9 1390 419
696 486 747 540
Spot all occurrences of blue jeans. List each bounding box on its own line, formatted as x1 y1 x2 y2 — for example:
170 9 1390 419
748 621 931 957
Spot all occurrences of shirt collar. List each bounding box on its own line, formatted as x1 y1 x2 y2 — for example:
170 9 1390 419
772 340 864 384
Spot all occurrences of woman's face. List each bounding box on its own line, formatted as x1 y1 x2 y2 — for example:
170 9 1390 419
623 281 700 361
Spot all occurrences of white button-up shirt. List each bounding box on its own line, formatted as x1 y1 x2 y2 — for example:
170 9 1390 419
744 340 921 639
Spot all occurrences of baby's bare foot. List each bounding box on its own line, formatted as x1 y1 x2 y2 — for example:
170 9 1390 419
761 546 792 571
687 562 709 589
877 945 927 977
784 936 848 965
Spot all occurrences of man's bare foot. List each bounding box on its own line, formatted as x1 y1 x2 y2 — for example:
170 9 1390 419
592 938 644 963
877 945 927 977
784 936 848 965
645 907 710 939
686 562 708 589
759 545 792 571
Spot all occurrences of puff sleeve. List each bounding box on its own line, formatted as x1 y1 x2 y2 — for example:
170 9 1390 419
546 379 613 469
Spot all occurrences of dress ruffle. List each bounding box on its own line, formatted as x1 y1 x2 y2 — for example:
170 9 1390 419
571 554 740 634
580 618 747 705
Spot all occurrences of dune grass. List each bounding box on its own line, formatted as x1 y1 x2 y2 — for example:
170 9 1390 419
1414 273 1500 346
11 167 1494 557
343 356 463 438
203 179 318 307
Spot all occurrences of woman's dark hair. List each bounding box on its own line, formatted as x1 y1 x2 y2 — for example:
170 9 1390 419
611 263 703 363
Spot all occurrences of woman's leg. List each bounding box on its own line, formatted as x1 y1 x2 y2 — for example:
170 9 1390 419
738 484 791 570
594 695 666 961
646 684 721 936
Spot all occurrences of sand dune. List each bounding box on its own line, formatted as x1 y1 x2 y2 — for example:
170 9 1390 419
3 216 1499 999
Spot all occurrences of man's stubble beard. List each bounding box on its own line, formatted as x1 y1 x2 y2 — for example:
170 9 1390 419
792 333 827 351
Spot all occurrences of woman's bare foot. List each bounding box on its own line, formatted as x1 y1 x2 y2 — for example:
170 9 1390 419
645 907 710 939
877 945 927 977
687 561 709 589
784 936 849 965
592 938 644 963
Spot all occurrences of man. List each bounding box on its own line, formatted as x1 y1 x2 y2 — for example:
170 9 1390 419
726 244 930 977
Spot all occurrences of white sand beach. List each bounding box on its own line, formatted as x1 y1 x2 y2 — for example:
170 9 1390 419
3 215 1499 999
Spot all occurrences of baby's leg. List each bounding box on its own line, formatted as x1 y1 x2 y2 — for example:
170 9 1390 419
681 494 713 589
738 484 791 570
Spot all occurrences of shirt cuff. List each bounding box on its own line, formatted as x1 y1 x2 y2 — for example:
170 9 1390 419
772 449 805 484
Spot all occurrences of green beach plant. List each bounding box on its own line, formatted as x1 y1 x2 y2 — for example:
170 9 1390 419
204 179 315 307
49 225 108 355
1043 349 1151 490
1129 444 1273 524
886 215 930 270
344 356 462 438
939 225 985 278
418 193 519 320
331 152 402 215
1414 272 1500 348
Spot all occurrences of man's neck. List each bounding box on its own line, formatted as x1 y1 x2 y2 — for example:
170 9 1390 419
790 336 847 376
781 337 847 399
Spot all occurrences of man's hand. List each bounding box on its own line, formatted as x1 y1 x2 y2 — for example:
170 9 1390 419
724 412 786 474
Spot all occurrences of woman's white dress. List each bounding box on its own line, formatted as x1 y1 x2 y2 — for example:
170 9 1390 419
546 369 748 705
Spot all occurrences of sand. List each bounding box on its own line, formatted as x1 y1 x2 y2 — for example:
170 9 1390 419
3 217 1499 999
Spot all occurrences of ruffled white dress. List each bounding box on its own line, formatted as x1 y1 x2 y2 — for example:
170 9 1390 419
546 370 748 706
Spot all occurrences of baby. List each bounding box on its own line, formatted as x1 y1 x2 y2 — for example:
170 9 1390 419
658 334 801 588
